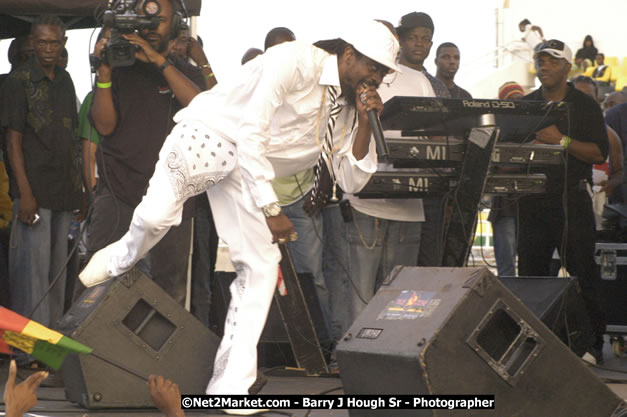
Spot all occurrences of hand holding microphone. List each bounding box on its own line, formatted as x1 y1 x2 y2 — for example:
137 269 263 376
356 82 383 116
357 83 389 162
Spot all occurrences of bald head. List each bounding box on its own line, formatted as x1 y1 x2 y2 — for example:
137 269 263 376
241 47 263 65
264 27 295 50
573 75 598 101
8 36 34 68
604 91 627 111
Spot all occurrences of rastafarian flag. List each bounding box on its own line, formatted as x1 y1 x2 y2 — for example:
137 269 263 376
0 306 92 370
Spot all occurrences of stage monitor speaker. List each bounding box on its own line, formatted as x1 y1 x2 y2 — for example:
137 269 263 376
595 242 627 328
499 276 595 357
57 267 221 408
336 267 624 417
211 271 330 368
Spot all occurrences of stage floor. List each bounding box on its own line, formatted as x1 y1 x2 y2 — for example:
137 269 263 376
0 338 626 417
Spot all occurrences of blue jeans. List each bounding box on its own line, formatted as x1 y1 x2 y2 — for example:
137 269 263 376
282 197 329 333
491 216 517 277
323 205 422 341
9 199 72 327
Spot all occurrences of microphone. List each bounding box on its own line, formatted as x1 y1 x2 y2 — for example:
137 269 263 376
368 109 389 163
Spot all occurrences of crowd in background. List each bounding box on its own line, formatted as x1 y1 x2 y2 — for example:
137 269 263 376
0 7 625 401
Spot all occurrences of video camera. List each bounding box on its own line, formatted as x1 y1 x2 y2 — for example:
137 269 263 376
101 0 162 67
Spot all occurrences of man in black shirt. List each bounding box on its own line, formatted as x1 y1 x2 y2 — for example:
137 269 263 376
519 40 609 363
0 15 82 327
435 42 472 99
0 36 35 309
87 0 205 304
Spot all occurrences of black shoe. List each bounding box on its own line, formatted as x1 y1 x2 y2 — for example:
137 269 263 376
248 371 267 395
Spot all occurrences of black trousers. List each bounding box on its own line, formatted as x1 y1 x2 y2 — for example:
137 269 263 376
418 197 444 266
518 189 606 348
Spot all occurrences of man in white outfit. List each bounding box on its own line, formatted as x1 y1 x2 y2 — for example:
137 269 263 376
79 20 400 412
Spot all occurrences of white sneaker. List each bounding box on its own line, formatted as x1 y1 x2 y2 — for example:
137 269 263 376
581 352 597 365
79 244 116 287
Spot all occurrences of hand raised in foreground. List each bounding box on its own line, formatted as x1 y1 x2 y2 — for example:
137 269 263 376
4 359 49 417
149 375 185 417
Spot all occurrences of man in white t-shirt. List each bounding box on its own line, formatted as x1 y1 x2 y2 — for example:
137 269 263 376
518 19 544 50
336 12 436 330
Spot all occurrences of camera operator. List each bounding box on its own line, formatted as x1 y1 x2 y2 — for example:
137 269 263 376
86 0 207 304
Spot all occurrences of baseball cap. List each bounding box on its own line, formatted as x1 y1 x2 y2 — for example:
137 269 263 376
396 12 434 35
533 39 573 62
342 20 401 73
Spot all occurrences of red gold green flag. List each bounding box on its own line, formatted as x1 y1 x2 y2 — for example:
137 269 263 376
0 306 92 370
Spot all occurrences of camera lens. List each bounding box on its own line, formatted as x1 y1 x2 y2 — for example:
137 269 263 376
143 0 161 16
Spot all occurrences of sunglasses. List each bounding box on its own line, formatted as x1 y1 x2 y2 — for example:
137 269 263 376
365 58 393 77
535 39 565 52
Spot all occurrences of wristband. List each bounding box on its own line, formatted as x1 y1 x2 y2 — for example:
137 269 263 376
159 58 172 73
205 72 215 79
96 81 111 89
560 135 572 149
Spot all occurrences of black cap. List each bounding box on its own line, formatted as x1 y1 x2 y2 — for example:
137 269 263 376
396 12 434 36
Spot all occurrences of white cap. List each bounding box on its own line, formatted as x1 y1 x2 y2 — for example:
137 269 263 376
341 20 401 73
533 39 573 63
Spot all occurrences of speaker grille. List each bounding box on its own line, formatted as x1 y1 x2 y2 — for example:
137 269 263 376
122 299 176 352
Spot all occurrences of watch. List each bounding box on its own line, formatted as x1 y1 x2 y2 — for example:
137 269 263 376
262 202 281 217
158 57 173 73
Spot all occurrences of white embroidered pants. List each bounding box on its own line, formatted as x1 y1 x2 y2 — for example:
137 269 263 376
108 120 280 394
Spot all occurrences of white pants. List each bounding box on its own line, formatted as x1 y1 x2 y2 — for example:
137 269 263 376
109 120 281 394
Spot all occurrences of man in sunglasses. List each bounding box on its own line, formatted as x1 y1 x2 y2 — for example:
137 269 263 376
519 39 609 364
80 20 397 410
